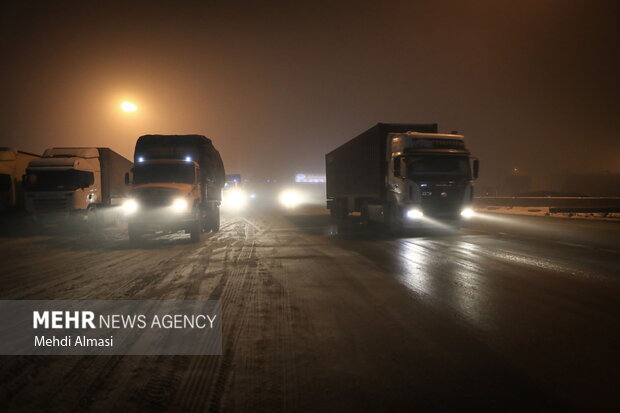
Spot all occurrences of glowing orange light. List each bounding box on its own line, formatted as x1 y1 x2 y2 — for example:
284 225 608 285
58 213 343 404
120 101 138 112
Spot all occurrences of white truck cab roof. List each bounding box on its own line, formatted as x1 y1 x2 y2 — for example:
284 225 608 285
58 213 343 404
43 147 100 158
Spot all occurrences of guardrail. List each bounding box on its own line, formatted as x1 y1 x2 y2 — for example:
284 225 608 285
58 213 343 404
474 197 620 208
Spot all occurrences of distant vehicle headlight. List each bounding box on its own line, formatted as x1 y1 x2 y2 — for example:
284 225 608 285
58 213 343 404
460 208 474 218
122 199 139 214
172 198 189 212
406 208 424 219
279 190 302 209
224 189 247 210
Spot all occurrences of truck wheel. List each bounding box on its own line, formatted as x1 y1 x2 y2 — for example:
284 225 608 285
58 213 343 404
87 206 101 232
360 201 370 226
210 205 220 232
190 220 201 242
190 209 202 242
128 223 142 244
331 199 346 223
329 203 339 219
384 204 403 236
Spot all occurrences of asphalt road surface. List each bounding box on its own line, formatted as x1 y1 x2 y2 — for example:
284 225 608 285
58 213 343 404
0 209 618 411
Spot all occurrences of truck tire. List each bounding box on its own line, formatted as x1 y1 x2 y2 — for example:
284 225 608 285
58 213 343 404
329 203 339 219
210 205 220 232
360 201 370 226
87 206 101 232
384 204 403 236
189 208 202 242
128 223 142 244
330 199 346 223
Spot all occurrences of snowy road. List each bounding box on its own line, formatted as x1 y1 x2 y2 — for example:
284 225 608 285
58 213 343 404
0 210 618 411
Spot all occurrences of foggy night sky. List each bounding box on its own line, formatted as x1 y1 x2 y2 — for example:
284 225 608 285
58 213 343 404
1 0 618 187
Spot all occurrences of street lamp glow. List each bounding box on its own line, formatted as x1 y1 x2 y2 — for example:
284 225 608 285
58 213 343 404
120 101 138 112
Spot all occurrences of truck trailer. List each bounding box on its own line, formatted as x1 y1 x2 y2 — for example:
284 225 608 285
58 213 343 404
326 123 479 233
24 147 133 228
123 134 225 243
0 148 40 212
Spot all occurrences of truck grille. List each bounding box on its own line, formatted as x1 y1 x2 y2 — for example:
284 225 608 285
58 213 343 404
419 182 465 218
421 199 461 218
33 197 69 212
140 197 173 208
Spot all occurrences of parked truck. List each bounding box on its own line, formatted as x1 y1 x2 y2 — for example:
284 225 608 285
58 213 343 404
123 134 225 243
0 148 40 212
24 147 133 228
326 123 479 233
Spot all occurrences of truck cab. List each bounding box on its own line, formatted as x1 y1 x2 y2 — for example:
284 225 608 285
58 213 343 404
385 132 478 228
326 123 479 234
24 148 100 222
23 147 132 228
123 134 225 243
124 158 204 241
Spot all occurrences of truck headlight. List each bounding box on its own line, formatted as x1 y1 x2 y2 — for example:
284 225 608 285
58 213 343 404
460 208 474 218
122 199 139 214
406 208 424 219
279 190 301 209
172 198 189 212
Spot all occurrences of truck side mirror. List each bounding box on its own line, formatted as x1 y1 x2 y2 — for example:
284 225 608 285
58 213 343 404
473 159 479 179
124 172 131 185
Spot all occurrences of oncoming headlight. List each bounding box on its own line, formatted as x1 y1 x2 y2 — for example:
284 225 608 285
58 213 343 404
224 189 247 210
172 198 189 212
279 190 302 209
122 199 139 214
406 209 424 219
461 208 474 218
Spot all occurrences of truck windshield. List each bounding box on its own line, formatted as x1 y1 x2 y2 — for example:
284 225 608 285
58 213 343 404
405 155 471 180
24 170 93 191
133 163 196 185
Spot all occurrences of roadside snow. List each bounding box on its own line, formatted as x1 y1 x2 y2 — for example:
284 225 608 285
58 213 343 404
475 206 620 221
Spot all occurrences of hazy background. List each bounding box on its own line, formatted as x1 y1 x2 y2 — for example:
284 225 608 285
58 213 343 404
1 0 618 190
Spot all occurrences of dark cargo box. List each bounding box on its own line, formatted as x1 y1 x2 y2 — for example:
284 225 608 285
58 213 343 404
326 123 437 201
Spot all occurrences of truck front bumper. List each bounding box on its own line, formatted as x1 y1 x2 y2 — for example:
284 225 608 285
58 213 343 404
401 205 474 228
125 209 197 232
402 217 471 229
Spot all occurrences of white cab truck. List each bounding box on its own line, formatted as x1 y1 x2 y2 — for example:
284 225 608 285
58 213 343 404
326 123 479 233
0 148 40 212
24 147 133 228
